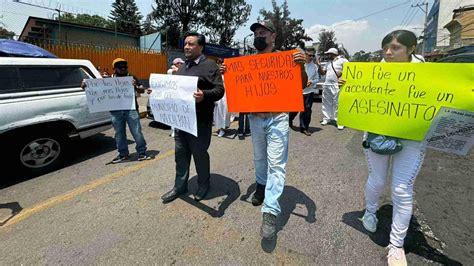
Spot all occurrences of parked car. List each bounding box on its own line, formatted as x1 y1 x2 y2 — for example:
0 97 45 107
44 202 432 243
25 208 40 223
0 57 112 174
437 52 474 63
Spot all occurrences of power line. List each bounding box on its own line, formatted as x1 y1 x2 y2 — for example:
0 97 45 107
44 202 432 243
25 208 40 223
403 6 420 26
307 0 412 35
400 0 417 26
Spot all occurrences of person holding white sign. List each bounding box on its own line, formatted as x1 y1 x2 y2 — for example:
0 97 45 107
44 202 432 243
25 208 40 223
359 30 426 266
161 32 224 204
81 58 151 164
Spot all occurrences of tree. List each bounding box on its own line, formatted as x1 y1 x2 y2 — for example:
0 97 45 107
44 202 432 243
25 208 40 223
142 14 158 35
318 29 336 55
59 13 112 29
259 0 312 50
201 0 251 47
352 50 370 62
0 25 15 39
149 0 205 48
109 0 143 35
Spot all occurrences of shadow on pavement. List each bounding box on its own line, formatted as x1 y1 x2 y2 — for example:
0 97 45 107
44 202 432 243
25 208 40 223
0 133 119 189
308 126 322 134
0 202 22 226
179 174 240 218
241 184 317 253
342 204 461 265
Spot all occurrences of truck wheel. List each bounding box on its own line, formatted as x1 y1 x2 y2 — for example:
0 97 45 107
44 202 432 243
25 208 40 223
15 133 67 174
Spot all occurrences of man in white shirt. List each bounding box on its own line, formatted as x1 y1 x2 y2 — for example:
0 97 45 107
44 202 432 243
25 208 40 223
317 48 348 130
299 47 319 136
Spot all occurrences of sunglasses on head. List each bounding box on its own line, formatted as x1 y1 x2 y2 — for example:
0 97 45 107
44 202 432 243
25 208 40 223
115 64 128 69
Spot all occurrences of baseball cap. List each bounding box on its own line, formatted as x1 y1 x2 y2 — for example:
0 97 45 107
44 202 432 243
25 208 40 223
172 58 185 65
324 48 339 55
250 20 276 33
112 58 127 68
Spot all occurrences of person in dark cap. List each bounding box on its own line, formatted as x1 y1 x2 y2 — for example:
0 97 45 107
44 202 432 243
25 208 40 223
161 32 224 203
221 20 307 240
82 58 151 163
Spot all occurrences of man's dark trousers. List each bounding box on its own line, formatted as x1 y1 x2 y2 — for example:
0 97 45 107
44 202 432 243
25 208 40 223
174 123 212 190
299 92 314 131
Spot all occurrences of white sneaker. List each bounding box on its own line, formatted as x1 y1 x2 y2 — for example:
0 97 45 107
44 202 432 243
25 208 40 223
170 130 175 138
320 120 328 125
217 129 225 138
387 244 407 266
337 125 344 130
360 211 378 233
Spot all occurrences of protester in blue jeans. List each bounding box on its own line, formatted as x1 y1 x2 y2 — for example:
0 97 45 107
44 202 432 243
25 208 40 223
221 20 307 240
82 58 151 164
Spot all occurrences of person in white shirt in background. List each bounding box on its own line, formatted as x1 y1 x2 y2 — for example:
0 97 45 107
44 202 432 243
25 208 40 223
317 47 348 130
167 58 185 138
213 58 232 138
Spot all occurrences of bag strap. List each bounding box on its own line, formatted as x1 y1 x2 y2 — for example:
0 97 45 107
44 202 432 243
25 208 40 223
331 61 342 78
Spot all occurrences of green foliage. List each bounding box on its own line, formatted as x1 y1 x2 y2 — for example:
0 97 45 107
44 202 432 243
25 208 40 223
109 0 143 35
60 13 112 29
0 25 16 39
149 0 203 48
317 29 337 55
201 0 251 47
149 0 251 48
352 50 370 62
259 0 312 50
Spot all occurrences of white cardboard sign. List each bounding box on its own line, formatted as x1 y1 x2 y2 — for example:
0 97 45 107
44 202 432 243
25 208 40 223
84 76 136 113
149 74 198 137
423 107 474 156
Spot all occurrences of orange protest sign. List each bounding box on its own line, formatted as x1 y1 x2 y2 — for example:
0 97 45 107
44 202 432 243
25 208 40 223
223 50 304 112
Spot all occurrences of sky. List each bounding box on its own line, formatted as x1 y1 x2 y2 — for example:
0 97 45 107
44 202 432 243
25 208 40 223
0 0 434 54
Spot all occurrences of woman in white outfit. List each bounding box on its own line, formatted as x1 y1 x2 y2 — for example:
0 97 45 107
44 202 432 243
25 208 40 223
213 58 231 137
360 30 426 266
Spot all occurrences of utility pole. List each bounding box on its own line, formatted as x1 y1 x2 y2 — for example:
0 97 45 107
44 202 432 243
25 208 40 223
412 1 429 56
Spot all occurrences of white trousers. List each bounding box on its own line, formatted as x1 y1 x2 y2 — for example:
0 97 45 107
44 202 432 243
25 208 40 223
322 84 339 121
214 93 231 129
364 139 426 247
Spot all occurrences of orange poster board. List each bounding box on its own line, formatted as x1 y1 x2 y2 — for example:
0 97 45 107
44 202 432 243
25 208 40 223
223 50 304 112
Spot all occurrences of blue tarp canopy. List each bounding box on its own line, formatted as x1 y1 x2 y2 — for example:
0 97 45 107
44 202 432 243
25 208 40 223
0 39 57 58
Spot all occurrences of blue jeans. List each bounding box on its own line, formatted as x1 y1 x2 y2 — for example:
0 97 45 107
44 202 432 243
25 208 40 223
249 113 289 216
110 110 147 156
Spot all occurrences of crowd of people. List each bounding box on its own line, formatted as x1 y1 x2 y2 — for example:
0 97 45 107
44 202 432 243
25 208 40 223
82 19 432 265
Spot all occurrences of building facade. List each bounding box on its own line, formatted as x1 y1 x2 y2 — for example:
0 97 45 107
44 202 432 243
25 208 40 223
424 0 474 54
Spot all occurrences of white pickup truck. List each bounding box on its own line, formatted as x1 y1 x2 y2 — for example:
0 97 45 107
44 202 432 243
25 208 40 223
0 57 112 174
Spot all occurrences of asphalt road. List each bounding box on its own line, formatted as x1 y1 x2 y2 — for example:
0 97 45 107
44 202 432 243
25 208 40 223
0 102 472 265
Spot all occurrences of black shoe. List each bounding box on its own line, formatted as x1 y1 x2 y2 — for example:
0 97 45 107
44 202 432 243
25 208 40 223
251 183 265 206
111 154 129 164
244 130 251 136
161 187 187 203
260 212 277 239
300 129 311 136
138 153 152 161
238 133 245 140
194 185 210 202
